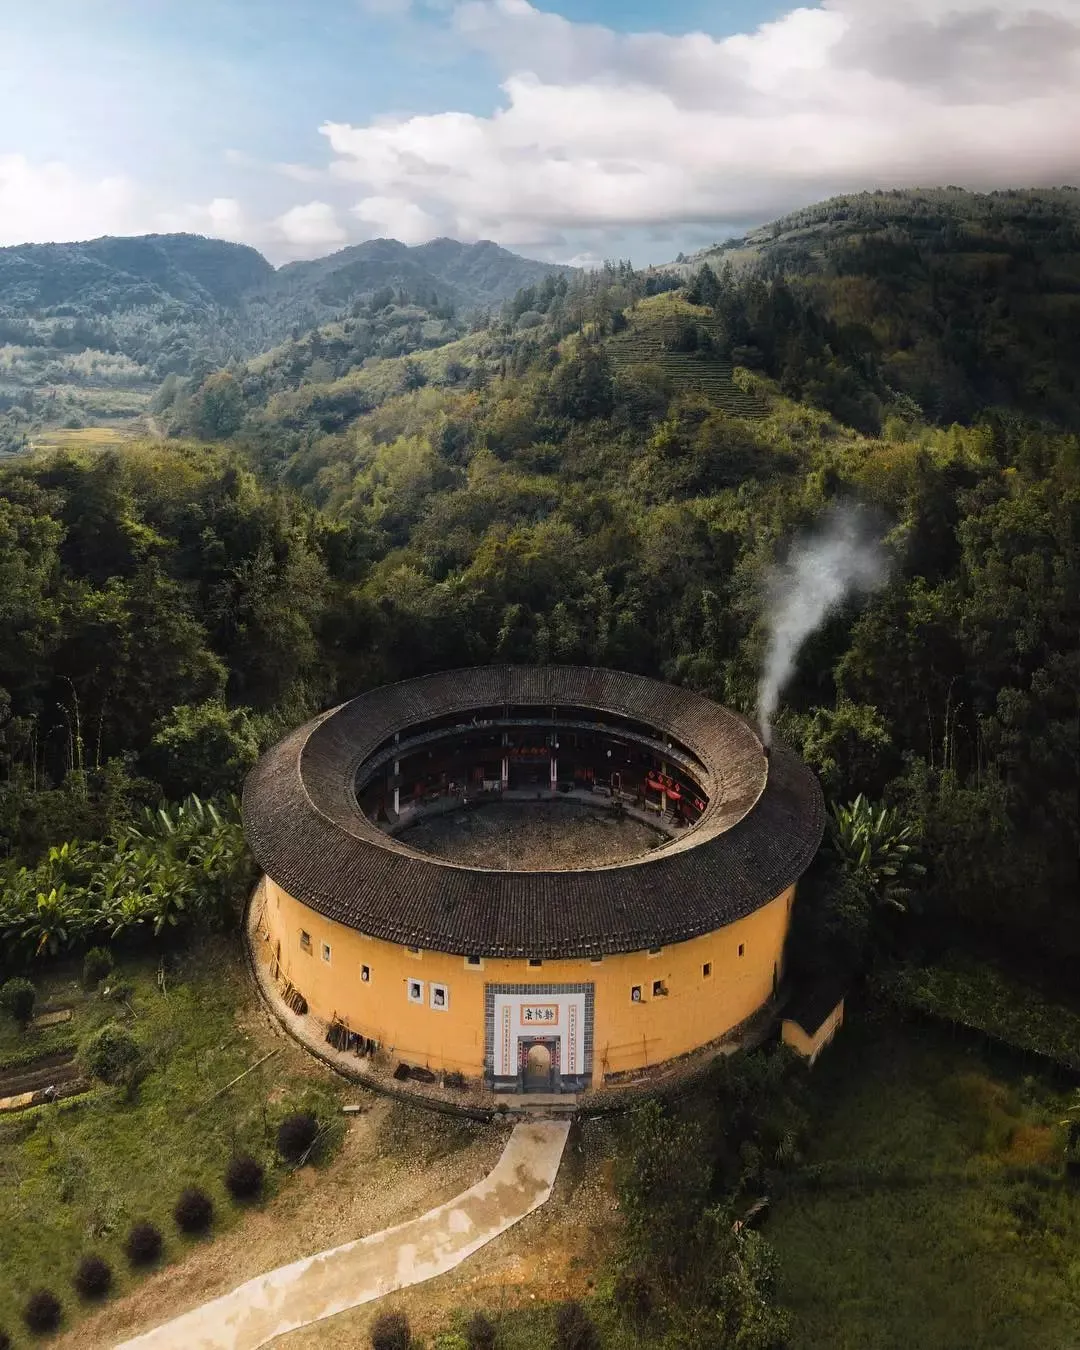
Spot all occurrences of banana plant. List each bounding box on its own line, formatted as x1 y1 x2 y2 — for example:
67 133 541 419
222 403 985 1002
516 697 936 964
22 884 80 956
828 793 926 912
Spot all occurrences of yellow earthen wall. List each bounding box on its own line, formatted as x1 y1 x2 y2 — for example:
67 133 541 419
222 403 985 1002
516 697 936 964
781 1000 844 1065
260 876 795 1087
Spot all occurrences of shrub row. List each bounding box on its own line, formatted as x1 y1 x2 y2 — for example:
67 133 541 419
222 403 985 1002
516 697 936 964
875 963 1080 1072
8 1155 273 1339
369 1305 596 1350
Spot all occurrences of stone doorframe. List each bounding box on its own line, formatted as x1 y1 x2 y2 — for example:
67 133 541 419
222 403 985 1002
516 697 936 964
485 982 595 1094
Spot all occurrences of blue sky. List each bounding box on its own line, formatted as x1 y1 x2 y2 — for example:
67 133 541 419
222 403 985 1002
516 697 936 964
1 0 1076 264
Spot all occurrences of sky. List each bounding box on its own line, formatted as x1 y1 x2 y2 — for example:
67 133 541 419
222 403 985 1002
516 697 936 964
1 0 1078 267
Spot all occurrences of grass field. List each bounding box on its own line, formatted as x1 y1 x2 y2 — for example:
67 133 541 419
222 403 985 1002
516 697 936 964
453 1013 1079 1350
28 424 142 451
769 1014 1080 1350
0 941 344 1339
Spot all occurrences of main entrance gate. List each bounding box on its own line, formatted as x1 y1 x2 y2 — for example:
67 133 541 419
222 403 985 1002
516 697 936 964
523 1041 555 1091
486 984 594 1094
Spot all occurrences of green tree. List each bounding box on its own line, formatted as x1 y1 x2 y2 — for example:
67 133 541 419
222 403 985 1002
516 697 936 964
147 701 260 799
192 372 245 439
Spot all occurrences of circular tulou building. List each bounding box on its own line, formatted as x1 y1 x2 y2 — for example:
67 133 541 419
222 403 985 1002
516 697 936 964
242 666 825 1096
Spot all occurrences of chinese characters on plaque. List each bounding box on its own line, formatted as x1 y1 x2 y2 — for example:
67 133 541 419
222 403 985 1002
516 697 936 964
519 1004 559 1026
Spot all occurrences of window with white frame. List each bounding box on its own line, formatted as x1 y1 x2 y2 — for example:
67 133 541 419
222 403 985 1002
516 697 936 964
406 978 424 1004
430 982 449 1011
360 964 371 983
321 942 332 963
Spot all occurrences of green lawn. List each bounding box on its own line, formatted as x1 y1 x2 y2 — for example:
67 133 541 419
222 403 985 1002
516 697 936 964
0 941 343 1337
769 1014 1080 1350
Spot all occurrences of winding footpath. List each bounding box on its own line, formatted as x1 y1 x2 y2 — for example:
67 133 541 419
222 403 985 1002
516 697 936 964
115 1120 570 1350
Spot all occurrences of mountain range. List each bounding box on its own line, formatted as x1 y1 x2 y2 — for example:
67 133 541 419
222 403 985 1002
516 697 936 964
0 233 575 374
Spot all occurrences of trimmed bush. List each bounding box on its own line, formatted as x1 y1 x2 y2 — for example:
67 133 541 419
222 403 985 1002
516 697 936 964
370 1309 411 1350
23 1289 62 1334
225 1154 265 1201
125 1221 163 1267
73 1253 113 1300
553 1302 599 1350
613 1270 652 1327
80 1023 140 1084
0 977 36 1027
276 1111 319 1162
83 947 114 988
465 1310 498 1350
174 1187 214 1235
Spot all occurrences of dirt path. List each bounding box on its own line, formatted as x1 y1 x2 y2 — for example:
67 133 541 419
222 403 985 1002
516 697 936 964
56 1097 510 1350
113 1122 570 1350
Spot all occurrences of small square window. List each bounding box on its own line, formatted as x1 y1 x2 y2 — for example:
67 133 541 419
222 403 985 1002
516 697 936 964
738 943 745 957
321 942 332 963
589 955 603 965
703 962 712 978
361 964 371 983
648 946 662 957
630 985 643 1003
299 930 312 953
465 955 482 968
430 982 449 1011
407 979 424 1004
653 980 667 997
528 958 543 968
406 945 421 956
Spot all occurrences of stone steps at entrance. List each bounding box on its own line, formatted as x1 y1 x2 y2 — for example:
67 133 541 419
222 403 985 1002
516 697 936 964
494 1093 578 1115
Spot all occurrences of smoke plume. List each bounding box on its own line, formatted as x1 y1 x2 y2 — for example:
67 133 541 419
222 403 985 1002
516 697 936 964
757 503 890 746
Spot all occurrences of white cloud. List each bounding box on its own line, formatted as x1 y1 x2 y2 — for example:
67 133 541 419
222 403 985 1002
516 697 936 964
0 154 145 245
275 200 348 250
4 1 1078 264
352 194 442 244
274 161 326 184
321 0 1080 251
159 197 254 242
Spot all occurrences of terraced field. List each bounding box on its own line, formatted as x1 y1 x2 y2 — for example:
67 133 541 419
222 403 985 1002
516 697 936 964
608 303 767 418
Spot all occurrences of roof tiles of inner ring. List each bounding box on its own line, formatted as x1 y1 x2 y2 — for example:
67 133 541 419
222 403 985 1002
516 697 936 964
241 665 826 959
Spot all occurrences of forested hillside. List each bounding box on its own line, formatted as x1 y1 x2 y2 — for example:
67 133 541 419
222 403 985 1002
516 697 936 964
0 233 573 452
691 187 1080 428
1 186 1078 1349
2 197 1078 976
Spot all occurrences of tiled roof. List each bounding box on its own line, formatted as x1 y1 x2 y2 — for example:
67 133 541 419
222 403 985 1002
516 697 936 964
242 666 825 958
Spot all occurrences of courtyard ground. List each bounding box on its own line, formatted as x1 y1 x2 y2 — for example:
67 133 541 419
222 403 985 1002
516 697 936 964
399 800 665 870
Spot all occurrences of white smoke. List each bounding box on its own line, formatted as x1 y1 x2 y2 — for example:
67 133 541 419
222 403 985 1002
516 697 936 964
758 503 890 746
